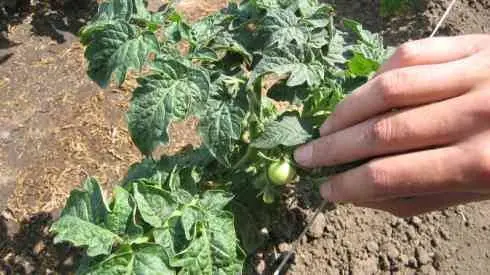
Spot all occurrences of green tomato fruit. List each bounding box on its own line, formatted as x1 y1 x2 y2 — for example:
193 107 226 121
262 189 275 204
267 161 296 186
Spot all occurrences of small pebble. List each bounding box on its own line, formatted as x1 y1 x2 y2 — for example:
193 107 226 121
416 247 432 265
307 213 326 238
366 241 379 253
383 243 400 261
408 257 418 268
277 242 291 253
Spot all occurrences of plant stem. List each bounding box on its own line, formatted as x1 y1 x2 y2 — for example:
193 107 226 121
232 146 257 171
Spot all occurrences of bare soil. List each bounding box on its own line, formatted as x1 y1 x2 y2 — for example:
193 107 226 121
0 0 489 274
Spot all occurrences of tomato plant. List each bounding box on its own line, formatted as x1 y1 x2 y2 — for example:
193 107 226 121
49 0 393 273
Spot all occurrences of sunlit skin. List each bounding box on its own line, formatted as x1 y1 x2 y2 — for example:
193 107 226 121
294 34 490 217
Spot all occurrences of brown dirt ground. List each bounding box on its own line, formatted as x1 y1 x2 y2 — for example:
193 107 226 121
0 0 489 274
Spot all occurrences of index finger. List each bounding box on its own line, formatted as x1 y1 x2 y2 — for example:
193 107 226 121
377 34 490 75
319 35 490 136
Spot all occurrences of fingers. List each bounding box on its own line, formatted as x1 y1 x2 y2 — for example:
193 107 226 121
377 34 490 74
354 192 490 218
295 91 481 168
318 145 476 203
319 50 490 136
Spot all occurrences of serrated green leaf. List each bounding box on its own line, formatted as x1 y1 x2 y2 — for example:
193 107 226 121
128 58 210 156
207 211 240 268
133 182 179 227
83 20 159 87
80 0 151 44
99 0 149 21
323 28 347 66
181 206 204 240
171 211 243 274
51 216 120 257
199 96 247 167
262 8 308 49
347 52 380 77
60 177 109 225
251 115 314 149
250 47 324 87
105 187 134 235
153 218 190 258
190 12 229 46
79 244 174 275
200 190 234 212
172 233 213 274
343 18 389 65
212 33 253 63
123 158 160 187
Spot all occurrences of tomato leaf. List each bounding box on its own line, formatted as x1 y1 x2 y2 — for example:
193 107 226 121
252 115 314 149
78 244 175 275
51 216 121 257
132 182 179 227
128 58 210 156
250 47 324 87
104 187 134 235
347 52 380 77
58 177 109 225
83 20 159 87
199 97 247 167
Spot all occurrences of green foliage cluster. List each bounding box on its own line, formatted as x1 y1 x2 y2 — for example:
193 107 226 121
50 0 393 273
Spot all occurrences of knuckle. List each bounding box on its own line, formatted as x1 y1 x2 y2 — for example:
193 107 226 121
364 162 391 193
368 118 394 145
376 71 405 105
475 147 490 179
396 41 419 64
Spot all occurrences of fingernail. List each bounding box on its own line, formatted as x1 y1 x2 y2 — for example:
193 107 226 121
294 144 312 167
320 182 333 200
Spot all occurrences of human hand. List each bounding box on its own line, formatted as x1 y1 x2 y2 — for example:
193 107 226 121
294 34 490 217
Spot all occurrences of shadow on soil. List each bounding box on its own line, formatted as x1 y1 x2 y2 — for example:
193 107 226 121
0 0 96 63
0 211 82 274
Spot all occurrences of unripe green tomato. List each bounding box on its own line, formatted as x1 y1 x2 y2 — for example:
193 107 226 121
241 130 251 144
267 161 296 186
262 189 275 204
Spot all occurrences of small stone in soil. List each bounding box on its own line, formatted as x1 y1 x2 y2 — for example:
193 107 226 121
351 257 378 275
256 259 266 274
398 254 409 265
325 224 335 233
416 247 432 265
408 257 418 268
383 243 399 261
366 241 379 253
277 242 291 253
432 252 444 270
406 226 418 241
33 240 46 255
419 264 437 275
410 216 422 227
307 213 326 238
430 238 438 247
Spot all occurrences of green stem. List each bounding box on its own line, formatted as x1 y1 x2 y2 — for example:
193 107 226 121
232 146 257 171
